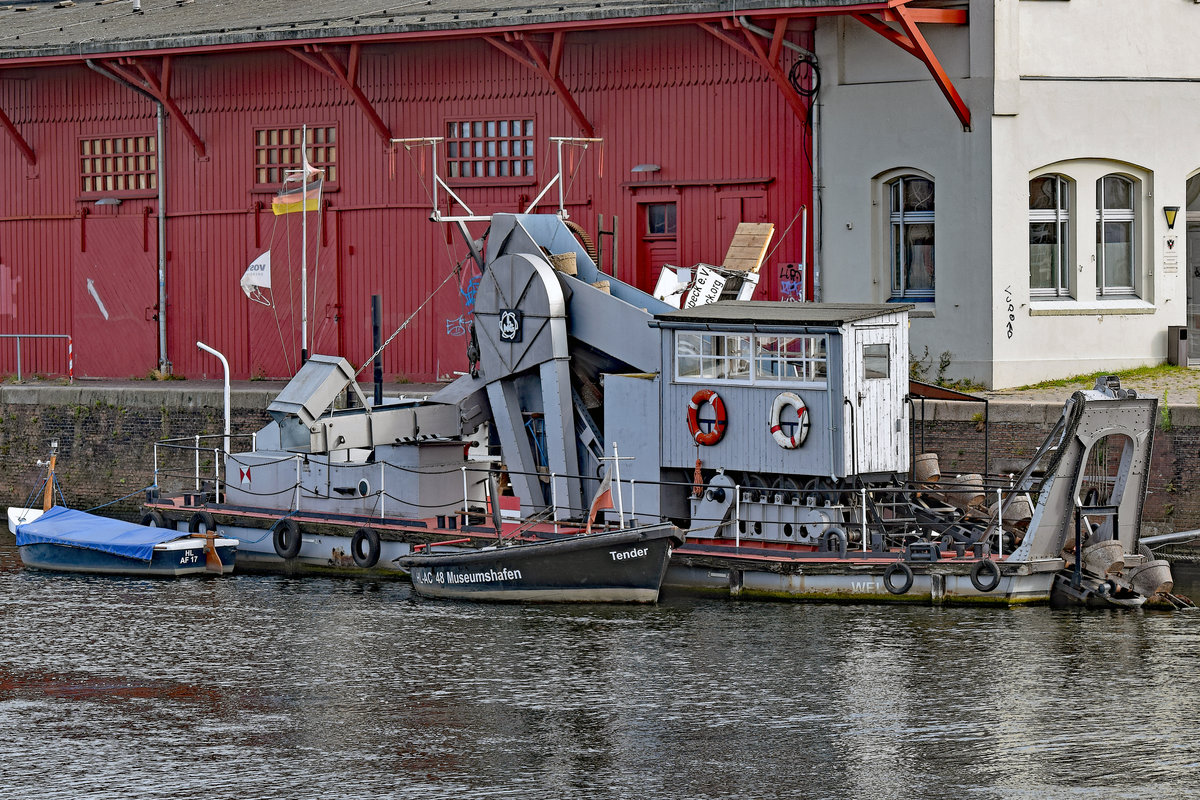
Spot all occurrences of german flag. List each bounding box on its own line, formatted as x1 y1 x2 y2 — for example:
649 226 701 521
272 177 322 215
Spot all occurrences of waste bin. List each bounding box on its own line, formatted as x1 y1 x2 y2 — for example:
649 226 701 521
1167 325 1188 366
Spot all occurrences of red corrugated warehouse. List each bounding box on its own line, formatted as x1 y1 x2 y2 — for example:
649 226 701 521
0 1 850 381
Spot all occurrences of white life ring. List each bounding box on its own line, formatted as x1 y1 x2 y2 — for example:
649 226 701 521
769 391 810 449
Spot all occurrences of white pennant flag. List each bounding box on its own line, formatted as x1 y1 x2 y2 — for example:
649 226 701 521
240 251 272 305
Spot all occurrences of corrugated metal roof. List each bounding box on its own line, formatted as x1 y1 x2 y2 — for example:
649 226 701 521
0 0 869 60
655 301 911 327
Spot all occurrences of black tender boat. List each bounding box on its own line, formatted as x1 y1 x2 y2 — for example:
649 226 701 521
397 523 682 603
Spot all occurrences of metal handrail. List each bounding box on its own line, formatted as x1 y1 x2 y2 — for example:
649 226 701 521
0 334 72 382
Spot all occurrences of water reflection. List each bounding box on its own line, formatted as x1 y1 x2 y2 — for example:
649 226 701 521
0 543 1198 799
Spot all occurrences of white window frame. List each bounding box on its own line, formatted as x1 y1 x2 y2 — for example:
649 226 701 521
675 331 828 388
1096 173 1137 297
1029 174 1072 298
887 174 935 301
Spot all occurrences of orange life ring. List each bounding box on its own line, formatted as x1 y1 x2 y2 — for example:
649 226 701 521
687 389 727 446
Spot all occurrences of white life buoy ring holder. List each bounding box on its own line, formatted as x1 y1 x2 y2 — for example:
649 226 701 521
769 391 810 449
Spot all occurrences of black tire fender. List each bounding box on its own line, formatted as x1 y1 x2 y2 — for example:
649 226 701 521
140 510 166 528
188 510 216 534
351 527 381 569
273 518 302 560
970 559 1002 593
883 561 914 595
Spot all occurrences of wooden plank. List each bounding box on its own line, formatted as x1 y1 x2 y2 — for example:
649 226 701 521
722 222 774 272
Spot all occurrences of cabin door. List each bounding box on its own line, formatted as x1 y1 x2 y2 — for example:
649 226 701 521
850 325 904 473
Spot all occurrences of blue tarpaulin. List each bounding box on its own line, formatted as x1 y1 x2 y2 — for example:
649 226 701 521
16 506 183 562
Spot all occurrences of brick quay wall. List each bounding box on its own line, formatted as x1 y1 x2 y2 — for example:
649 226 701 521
0 383 276 523
1 383 1198 537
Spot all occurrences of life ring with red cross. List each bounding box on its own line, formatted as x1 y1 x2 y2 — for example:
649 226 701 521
686 389 727 446
770 391 810 449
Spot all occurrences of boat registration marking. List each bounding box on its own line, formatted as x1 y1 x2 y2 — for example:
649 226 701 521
610 547 648 562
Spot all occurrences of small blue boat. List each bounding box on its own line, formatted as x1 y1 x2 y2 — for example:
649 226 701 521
14 506 237 577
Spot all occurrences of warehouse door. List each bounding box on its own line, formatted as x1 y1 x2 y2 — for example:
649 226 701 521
72 214 158 377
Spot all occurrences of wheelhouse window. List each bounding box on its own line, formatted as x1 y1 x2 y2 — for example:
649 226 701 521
254 126 337 186
79 135 157 194
1096 174 1136 295
888 175 935 300
446 119 534 180
1030 174 1071 296
676 331 827 386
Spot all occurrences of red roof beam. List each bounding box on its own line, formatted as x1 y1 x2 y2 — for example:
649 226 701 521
0 105 35 165
303 44 393 143
102 56 208 158
700 16 811 125
853 4 972 131
485 32 595 138
881 8 968 26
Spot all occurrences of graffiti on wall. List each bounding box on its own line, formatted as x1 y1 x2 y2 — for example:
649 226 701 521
779 263 805 302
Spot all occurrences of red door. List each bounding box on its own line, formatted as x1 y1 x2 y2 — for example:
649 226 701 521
72 214 158 377
637 201 678 291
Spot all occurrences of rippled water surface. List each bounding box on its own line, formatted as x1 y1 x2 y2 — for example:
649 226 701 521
2 541 1199 800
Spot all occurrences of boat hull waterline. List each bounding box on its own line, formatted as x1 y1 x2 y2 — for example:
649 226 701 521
398 524 682 603
19 538 239 577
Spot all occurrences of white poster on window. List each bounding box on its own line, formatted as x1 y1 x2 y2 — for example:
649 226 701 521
684 265 727 308
1164 235 1180 273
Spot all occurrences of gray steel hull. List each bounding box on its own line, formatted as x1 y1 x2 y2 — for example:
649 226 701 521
664 551 1061 605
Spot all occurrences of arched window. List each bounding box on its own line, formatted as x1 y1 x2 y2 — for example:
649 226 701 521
1096 174 1136 295
887 175 934 300
1029 174 1071 296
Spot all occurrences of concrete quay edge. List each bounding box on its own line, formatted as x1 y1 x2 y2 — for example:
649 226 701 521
0 379 444 411
1 380 1194 426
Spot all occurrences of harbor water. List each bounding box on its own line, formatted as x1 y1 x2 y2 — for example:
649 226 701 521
2 541 1199 800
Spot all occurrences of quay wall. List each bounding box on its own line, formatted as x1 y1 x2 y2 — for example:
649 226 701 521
2 385 1199 536
0 384 274 523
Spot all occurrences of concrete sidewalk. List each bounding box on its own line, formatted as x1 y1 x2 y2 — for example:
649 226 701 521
982 370 1200 406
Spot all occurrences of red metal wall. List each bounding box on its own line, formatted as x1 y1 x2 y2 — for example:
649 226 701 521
0 24 813 381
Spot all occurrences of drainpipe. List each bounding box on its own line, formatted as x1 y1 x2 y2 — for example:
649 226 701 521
155 104 168 372
85 59 171 373
737 16 822 300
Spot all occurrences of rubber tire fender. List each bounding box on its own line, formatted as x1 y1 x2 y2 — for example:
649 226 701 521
351 527 381 569
188 510 217 534
883 561 914 595
970 559 1002 593
140 510 166 528
273 518 302 560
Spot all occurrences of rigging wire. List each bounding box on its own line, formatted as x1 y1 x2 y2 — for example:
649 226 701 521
355 256 468 378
